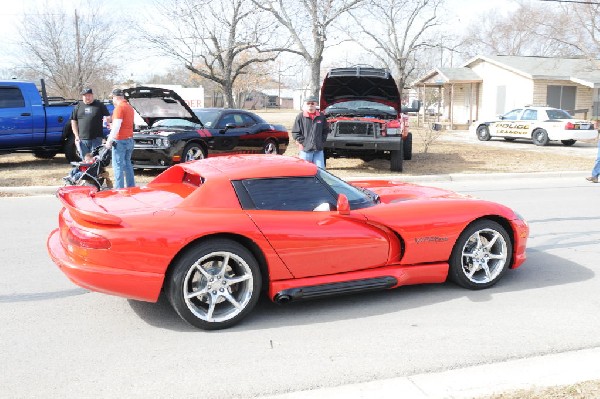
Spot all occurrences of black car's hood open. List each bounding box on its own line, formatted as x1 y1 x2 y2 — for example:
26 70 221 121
123 86 202 127
320 67 401 111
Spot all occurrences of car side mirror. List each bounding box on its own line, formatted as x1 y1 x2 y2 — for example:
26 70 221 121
220 122 236 134
337 194 350 215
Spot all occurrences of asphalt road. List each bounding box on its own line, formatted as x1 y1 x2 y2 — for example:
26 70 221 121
1 175 599 398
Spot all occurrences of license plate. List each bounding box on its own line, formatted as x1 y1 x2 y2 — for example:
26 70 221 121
578 123 590 129
136 139 154 145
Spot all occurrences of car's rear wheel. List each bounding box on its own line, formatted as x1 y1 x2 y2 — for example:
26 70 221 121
182 142 206 162
263 139 279 155
476 125 491 141
448 220 512 290
403 133 413 160
532 129 549 146
166 239 262 330
561 139 576 146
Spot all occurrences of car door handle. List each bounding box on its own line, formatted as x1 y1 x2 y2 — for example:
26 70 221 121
21 113 31 116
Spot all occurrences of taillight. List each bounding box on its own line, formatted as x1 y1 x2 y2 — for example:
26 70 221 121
66 226 111 249
565 122 575 130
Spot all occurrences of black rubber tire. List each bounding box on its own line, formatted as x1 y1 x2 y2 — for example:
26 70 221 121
263 139 279 155
403 133 413 160
166 239 262 330
390 143 404 172
448 220 512 290
532 129 549 146
33 149 59 159
63 134 80 163
476 125 491 141
561 139 576 146
182 142 207 162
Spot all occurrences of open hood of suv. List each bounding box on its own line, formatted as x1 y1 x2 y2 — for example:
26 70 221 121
123 86 202 127
320 67 401 111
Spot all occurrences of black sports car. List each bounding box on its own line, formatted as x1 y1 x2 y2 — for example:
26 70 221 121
125 87 289 169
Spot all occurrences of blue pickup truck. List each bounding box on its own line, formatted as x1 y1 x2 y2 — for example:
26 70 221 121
0 80 111 162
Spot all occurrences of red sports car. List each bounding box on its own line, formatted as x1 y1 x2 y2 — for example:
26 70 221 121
47 155 529 330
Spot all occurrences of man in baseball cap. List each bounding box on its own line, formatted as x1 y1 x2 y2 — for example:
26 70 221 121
105 88 135 188
291 95 329 168
71 87 111 159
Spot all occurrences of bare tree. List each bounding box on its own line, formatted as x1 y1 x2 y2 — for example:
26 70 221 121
253 0 364 97
17 0 118 99
459 2 582 59
345 0 443 94
537 2 600 60
144 0 278 108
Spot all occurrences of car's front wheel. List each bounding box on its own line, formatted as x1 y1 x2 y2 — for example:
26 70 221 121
476 125 491 141
182 142 207 162
166 239 262 330
561 139 576 146
263 139 279 155
448 220 512 290
532 129 549 146
390 146 403 172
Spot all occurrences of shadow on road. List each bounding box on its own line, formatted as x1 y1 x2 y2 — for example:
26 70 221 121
127 248 594 332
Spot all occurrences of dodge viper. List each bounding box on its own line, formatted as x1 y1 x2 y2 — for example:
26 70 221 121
47 155 529 330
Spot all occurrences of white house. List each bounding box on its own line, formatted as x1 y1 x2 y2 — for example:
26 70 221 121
413 55 600 129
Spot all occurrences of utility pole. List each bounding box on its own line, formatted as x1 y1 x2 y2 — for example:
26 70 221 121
75 9 82 91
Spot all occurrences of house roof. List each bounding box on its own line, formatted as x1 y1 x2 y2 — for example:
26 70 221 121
412 67 482 86
465 55 600 88
412 55 600 88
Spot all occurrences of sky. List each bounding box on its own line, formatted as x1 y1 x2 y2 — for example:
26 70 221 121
0 0 517 81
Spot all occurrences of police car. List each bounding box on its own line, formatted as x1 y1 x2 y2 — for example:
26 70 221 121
471 106 598 146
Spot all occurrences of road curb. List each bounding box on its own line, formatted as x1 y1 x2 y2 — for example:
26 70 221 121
0 171 590 196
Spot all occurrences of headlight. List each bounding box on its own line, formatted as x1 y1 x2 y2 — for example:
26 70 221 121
156 138 170 147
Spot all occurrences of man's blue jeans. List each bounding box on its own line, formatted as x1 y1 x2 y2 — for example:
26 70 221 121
112 138 135 188
299 150 325 169
78 138 102 158
592 139 600 178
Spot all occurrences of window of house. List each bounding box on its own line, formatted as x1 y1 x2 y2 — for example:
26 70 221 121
546 85 576 111
0 87 26 108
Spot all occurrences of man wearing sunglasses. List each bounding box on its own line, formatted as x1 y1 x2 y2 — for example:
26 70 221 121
292 96 330 168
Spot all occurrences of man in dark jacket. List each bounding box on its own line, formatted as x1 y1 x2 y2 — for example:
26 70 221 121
292 96 329 168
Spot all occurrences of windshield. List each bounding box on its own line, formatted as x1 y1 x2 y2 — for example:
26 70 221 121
317 169 376 209
325 100 396 114
193 109 220 127
152 119 200 129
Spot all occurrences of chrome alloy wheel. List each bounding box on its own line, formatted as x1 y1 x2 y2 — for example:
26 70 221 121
184 145 205 162
183 251 254 323
264 140 277 154
460 228 508 284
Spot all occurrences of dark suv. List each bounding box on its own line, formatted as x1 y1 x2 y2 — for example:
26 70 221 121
321 67 420 172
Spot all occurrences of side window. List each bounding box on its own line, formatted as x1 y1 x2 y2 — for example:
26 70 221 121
502 109 522 120
521 109 537 120
239 177 336 211
0 87 26 108
240 113 257 127
217 114 236 128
